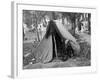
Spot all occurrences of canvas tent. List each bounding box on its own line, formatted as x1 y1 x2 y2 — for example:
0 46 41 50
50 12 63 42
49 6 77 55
27 20 80 63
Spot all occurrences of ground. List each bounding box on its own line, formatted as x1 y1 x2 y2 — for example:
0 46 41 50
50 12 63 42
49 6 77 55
24 57 90 69
23 32 91 69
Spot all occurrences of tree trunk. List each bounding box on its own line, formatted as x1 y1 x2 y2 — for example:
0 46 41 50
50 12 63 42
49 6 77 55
72 21 76 36
88 14 91 34
36 22 40 42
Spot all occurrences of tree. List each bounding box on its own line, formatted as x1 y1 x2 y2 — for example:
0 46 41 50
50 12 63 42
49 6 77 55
88 14 91 34
23 10 49 41
62 12 82 36
23 10 33 28
31 11 48 41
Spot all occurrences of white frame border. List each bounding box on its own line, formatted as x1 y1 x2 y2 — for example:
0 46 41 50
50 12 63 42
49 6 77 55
11 1 97 78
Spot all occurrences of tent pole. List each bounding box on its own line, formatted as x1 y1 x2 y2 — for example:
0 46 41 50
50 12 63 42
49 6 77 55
53 35 58 60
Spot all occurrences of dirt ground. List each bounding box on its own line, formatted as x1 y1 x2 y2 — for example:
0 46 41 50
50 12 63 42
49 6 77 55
23 57 90 69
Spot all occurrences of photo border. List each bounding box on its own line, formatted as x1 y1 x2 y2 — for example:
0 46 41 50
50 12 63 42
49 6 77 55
11 1 97 78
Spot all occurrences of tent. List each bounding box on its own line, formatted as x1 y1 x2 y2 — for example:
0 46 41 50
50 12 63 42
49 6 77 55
27 20 80 63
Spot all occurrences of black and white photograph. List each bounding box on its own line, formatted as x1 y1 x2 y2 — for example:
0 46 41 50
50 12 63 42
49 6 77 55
23 10 91 69
10 2 97 78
